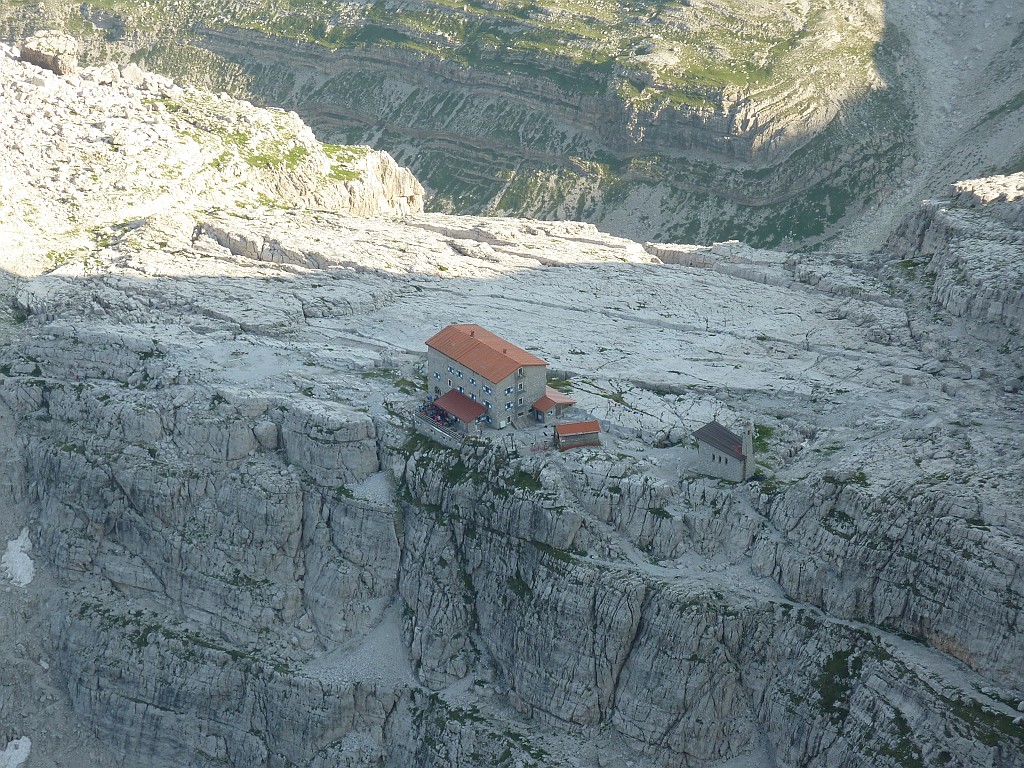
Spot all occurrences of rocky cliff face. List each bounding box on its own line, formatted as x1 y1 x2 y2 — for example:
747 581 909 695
1 41 1023 768
0 32 421 260
388 435 1024 767
134 19 916 247
887 174 1024 344
0 0 932 246
3 1 1024 248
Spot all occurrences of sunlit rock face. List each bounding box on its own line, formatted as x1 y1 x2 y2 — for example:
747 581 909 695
0 42 1023 768
5 0 1022 249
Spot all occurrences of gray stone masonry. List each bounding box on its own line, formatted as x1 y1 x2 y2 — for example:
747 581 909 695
694 422 755 482
427 348 546 428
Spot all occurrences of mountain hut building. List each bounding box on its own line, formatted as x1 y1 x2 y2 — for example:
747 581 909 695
693 420 755 481
425 324 549 429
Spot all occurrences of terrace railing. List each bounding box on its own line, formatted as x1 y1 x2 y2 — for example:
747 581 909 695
412 410 467 451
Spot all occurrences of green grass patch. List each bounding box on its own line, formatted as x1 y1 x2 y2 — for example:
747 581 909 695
758 475 790 496
508 468 542 491
815 648 863 723
531 540 573 563
507 571 532 598
360 367 421 395
939 692 1024 747
850 470 870 487
753 424 773 454
546 375 573 393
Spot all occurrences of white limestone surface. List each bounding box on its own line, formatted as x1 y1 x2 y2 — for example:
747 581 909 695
0 738 31 768
1 528 33 587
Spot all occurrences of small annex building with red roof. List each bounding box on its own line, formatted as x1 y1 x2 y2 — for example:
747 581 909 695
426 324 549 429
533 386 576 423
554 420 602 450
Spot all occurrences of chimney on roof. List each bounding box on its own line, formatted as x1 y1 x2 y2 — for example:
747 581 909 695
503 348 508 354
470 330 475 336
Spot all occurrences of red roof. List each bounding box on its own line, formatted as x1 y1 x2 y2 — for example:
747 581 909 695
554 420 601 437
533 386 576 412
434 389 487 423
426 324 547 383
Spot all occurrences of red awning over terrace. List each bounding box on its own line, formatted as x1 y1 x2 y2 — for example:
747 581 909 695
434 389 487 423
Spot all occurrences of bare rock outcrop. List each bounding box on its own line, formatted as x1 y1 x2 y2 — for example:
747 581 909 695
19 30 78 75
750 477 1024 689
952 173 1024 207
0 41 422 279
887 175 1024 341
385 436 1024 767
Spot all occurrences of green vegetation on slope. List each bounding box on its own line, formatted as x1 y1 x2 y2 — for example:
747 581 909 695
72 0 883 111
6 0 907 246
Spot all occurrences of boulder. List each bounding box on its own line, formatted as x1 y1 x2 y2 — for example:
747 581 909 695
20 30 79 76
